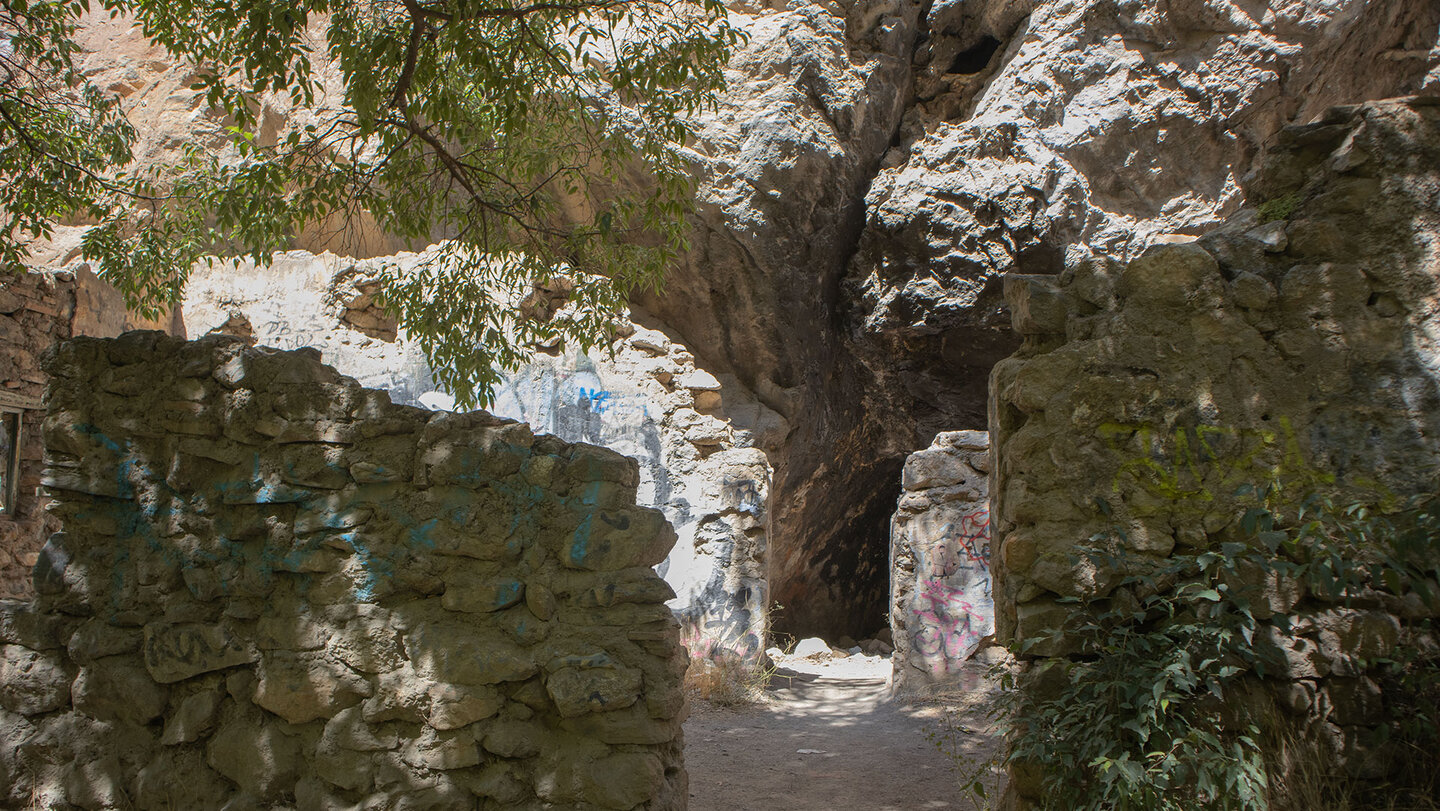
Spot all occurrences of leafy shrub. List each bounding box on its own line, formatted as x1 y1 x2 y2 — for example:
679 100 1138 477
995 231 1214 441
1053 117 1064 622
997 491 1440 810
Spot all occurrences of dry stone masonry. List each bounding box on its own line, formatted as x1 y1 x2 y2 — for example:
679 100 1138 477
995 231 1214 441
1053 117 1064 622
990 97 1440 805
0 272 73 601
1 331 687 810
0 268 180 602
30 0 1438 648
182 256 783 664
888 431 994 695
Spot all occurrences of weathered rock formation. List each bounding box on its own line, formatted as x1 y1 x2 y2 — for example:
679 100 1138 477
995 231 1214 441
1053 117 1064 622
889 430 994 695
647 0 1440 639
990 96 1440 804
4 331 687 809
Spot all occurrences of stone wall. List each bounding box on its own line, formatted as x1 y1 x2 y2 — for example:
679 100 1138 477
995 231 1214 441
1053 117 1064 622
1 331 687 810
889 431 993 695
0 266 185 601
0 271 74 599
990 97 1440 803
182 254 785 661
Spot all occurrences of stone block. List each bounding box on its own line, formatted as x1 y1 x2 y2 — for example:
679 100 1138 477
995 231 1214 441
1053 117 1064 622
441 573 526 614
427 683 503 730
321 706 398 752
142 622 254 683
0 644 72 715
0 601 68 650
579 752 665 810
1004 274 1069 335
559 507 676 571
400 727 481 771
66 620 142 664
406 622 537 686
207 709 303 798
253 650 371 724
72 655 168 725
162 683 224 744
545 665 643 717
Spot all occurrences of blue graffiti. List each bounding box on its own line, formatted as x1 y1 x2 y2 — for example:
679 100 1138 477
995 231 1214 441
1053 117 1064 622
577 388 612 415
61 423 589 613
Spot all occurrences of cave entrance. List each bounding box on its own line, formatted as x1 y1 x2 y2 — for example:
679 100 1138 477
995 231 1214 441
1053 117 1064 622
768 454 906 649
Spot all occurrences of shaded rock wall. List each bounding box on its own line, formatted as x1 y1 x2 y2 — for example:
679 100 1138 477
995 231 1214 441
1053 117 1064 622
3 331 686 810
889 430 994 695
33 0 1440 643
645 0 1440 640
0 268 183 600
990 97 1440 803
0 272 74 599
181 254 780 660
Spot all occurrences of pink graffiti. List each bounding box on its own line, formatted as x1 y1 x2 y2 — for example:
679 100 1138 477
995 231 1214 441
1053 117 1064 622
912 579 983 666
911 506 993 673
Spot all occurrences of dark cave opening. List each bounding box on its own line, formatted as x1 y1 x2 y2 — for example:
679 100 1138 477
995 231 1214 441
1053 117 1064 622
770 454 906 644
949 36 1002 75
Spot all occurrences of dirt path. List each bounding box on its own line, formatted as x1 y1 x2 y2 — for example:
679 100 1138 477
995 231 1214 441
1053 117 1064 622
683 654 1003 811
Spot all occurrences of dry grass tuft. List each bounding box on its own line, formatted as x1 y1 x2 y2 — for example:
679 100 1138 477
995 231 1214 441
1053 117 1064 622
685 653 773 707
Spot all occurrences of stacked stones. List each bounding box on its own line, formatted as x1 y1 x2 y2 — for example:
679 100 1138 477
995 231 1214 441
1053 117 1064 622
889 431 994 696
990 98 1440 805
1 331 687 810
183 257 783 665
0 270 74 600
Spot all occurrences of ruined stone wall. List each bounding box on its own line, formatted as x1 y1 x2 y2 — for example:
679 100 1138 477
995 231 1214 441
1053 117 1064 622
1 331 687 810
182 255 784 661
0 271 74 599
0 266 185 601
990 97 1440 803
889 431 993 695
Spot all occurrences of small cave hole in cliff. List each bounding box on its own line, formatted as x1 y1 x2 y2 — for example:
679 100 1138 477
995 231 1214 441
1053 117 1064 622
949 36 1002 75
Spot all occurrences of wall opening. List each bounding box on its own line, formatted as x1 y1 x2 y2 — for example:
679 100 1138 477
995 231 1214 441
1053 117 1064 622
0 408 19 516
771 456 905 644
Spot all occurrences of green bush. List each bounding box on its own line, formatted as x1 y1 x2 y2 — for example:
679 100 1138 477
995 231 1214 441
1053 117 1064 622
998 491 1440 810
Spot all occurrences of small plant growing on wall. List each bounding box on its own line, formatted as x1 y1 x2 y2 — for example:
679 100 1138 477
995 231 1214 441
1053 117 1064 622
991 488 1440 810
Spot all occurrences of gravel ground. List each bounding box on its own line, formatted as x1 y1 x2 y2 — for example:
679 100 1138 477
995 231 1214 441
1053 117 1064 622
683 652 1005 810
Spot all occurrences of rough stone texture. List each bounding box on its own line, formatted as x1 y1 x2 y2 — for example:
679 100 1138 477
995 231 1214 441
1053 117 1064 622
889 430 993 695
990 97 1440 806
0 268 183 601
0 272 73 600
643 0 1440 640
29 0 1440 644
3 332 687 810
183 256 780 661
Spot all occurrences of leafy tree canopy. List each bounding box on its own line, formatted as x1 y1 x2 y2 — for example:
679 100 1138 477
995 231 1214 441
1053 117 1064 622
1 0 740 404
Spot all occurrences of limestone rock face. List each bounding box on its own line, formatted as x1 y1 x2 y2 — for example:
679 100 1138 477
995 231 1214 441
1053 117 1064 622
23 0 1440 643
644 0 1440 638
852 0 1440 346
182 255 779 661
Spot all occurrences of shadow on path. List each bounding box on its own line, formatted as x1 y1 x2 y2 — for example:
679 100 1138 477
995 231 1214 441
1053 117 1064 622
684 659 998 810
